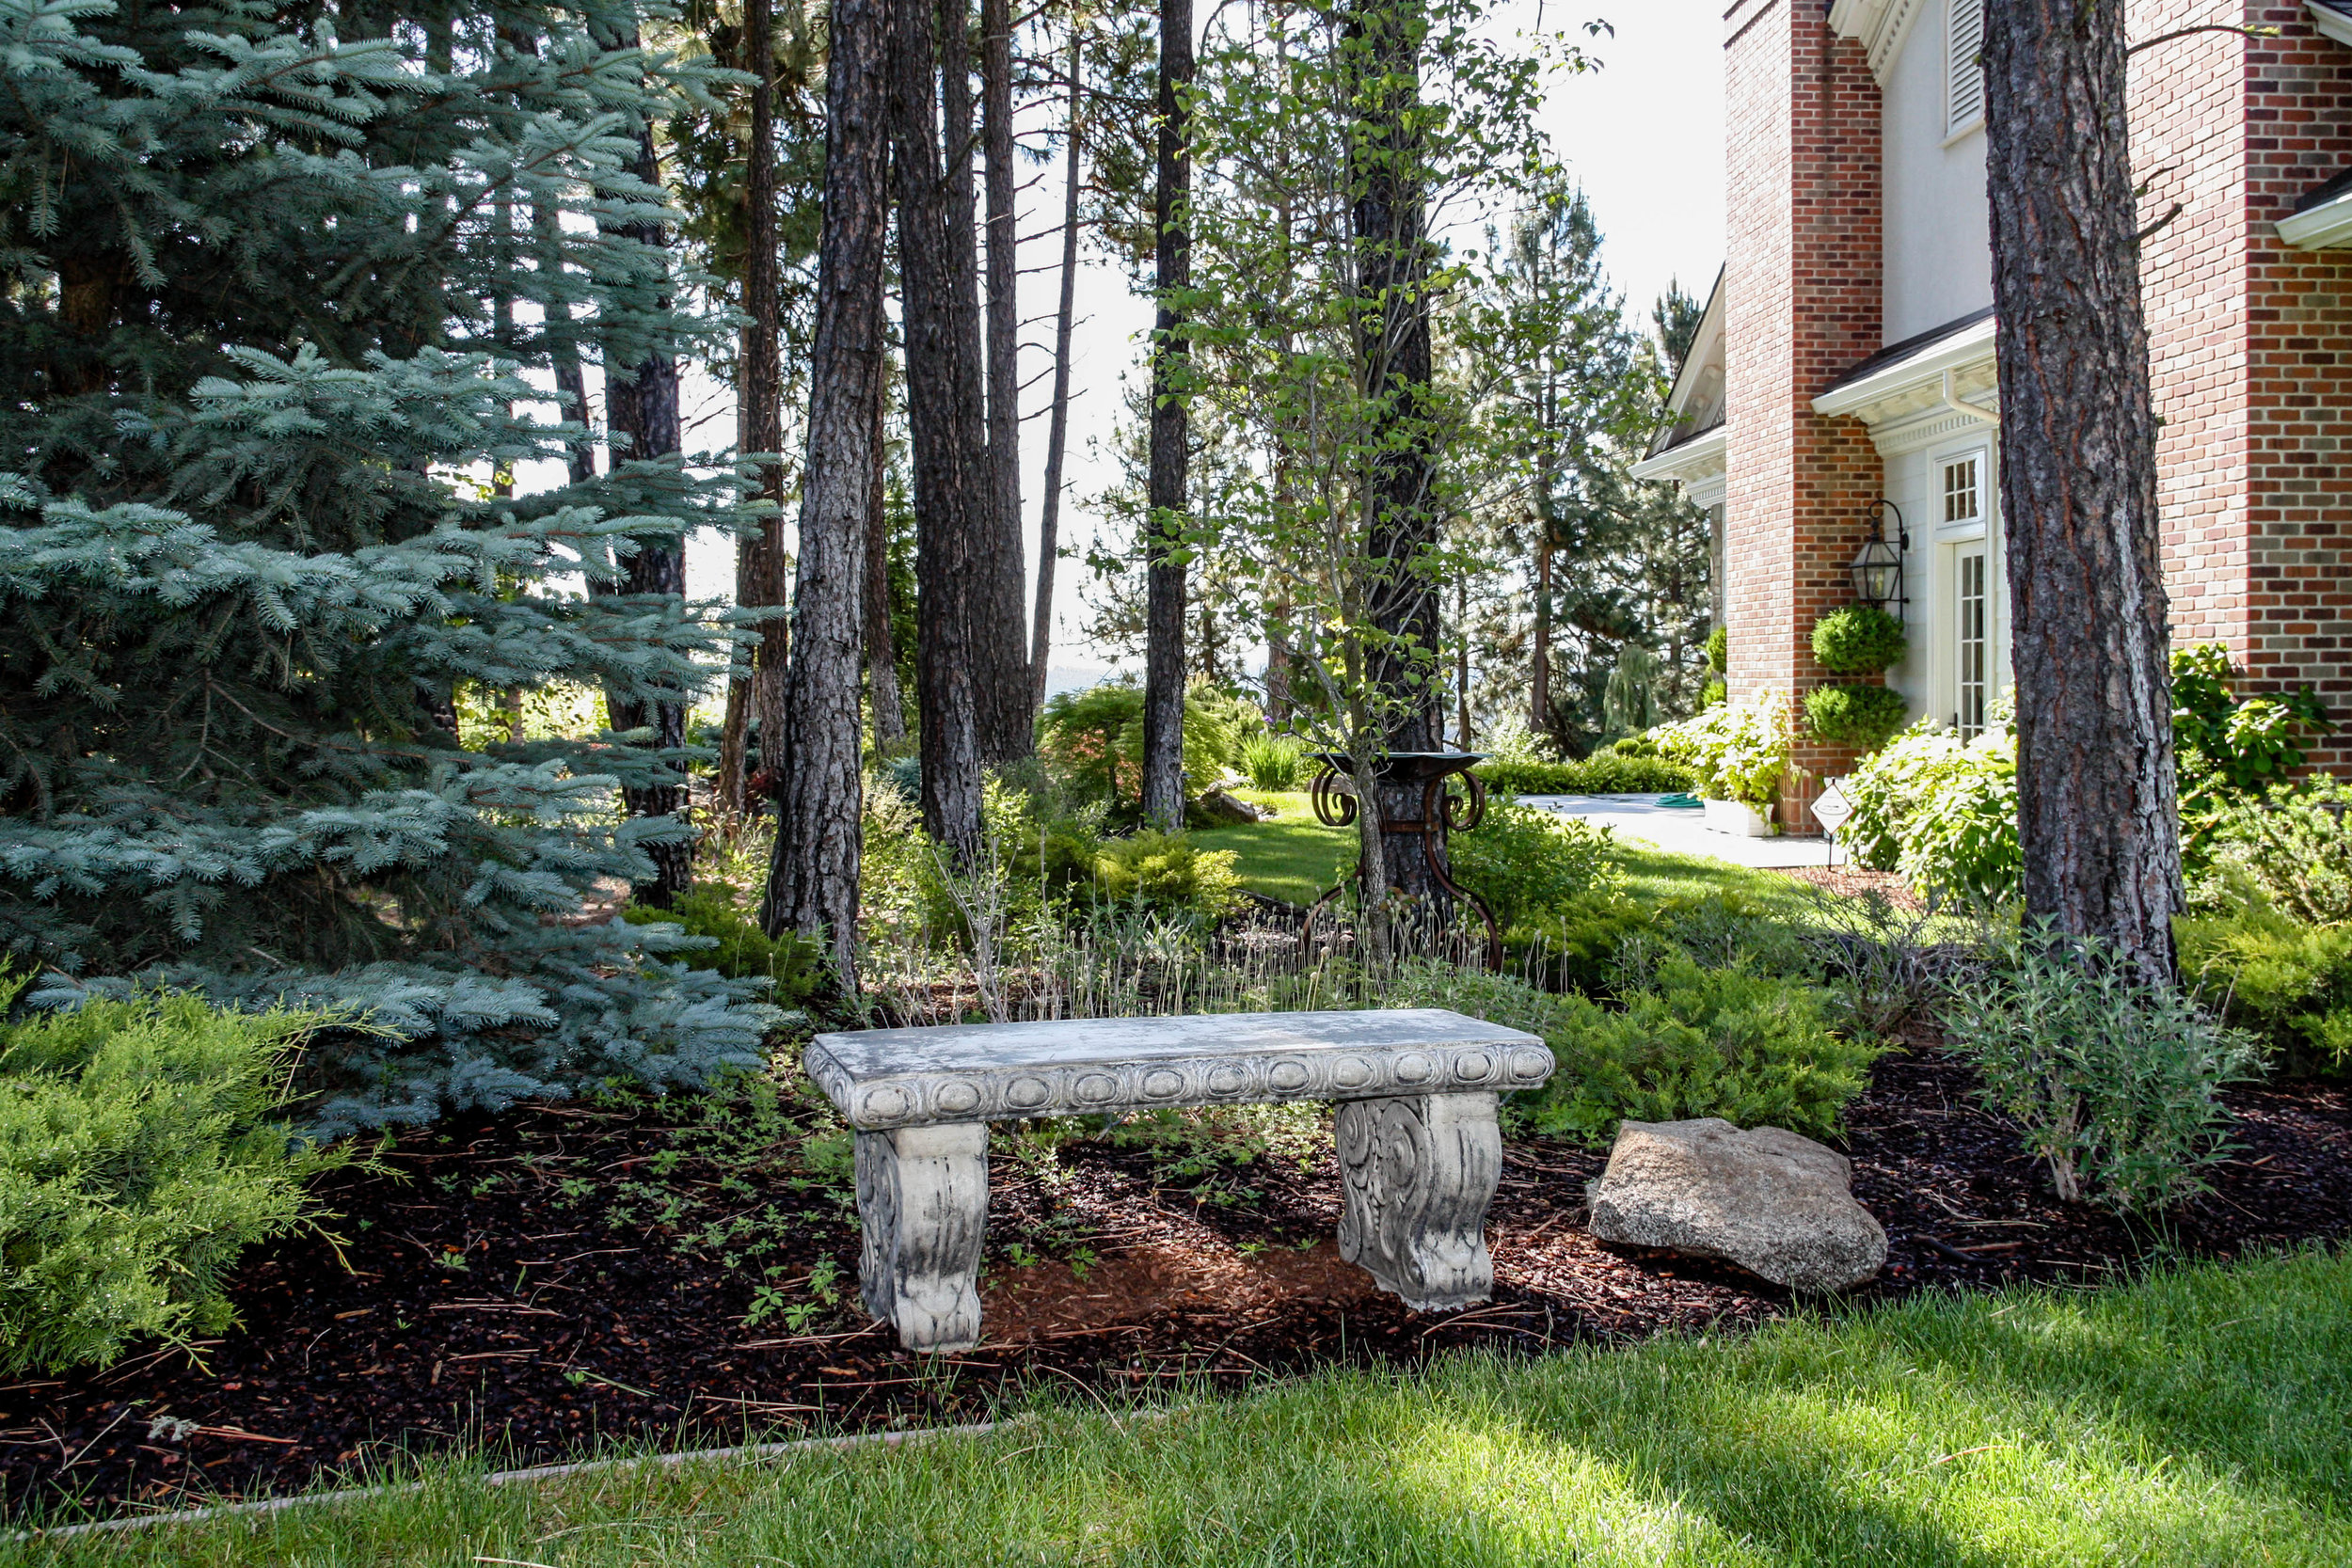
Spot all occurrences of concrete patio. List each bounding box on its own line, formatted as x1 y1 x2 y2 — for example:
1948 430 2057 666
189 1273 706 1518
1521 794 1838 869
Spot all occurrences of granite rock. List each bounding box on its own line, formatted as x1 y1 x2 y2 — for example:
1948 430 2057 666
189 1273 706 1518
1585 1117 1887 1292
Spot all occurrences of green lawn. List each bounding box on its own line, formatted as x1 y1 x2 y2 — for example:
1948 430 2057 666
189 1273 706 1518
19 1251 2349 1564
1199 792 1820 920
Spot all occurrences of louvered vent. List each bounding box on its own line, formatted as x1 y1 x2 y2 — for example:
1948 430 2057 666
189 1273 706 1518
1947 0 1985 136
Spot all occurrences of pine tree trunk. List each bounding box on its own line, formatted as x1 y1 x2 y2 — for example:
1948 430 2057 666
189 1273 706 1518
887 0 986 856
1030 30 1086 718
764 0 888 980
1983 0 2181 977
1351 0 1441 908
866 356 908 744
739 0 791 807
976 0 1032 762
1141 0 1193 834
602 89 693 908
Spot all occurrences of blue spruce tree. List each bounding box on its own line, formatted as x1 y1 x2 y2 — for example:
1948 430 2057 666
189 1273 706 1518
0 0 780 1132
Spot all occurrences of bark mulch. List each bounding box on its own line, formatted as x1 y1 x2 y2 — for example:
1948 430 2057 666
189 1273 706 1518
5 1045 2348 1524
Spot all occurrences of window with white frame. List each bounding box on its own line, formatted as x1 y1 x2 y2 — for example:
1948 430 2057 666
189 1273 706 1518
1956 547 1989 739
1947 0 1985 138
1942 452 1982 530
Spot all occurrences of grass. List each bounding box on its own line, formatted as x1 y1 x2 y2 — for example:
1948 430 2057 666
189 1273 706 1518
16 1249 2349 1564
1200 792 1822 922
1194 791 1355 906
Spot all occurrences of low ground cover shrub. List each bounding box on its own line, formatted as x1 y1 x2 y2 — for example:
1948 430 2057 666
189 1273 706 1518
1093 831 1244 920
1470 753 1696 795
1 981 358 1374
2192 774 2352 925
1446 803 1617 930
1939 926 2262 1212
1803 683 1908 749
1396 949 1876 1145
2176 904 2352 1072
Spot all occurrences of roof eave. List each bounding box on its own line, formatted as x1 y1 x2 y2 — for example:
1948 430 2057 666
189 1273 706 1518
2279 186 2352 249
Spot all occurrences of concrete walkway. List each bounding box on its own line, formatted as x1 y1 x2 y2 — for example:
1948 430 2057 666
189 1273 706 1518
1520 794 1837 869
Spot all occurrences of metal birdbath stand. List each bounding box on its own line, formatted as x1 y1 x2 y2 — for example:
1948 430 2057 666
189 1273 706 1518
1302 751 1503 972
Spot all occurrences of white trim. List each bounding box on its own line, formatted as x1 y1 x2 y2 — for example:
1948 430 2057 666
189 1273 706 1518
2308 1 2352 49
1947 0 1985 138
1812 315 1998 432
1629 423 1727 484
1828 0 1929 85
1939 118 1985 150
2277 187 2352 250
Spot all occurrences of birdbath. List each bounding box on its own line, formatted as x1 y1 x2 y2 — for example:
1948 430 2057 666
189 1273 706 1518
1304 751 1502 970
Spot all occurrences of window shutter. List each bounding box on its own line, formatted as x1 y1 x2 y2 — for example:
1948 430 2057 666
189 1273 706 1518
1947 0 1985 135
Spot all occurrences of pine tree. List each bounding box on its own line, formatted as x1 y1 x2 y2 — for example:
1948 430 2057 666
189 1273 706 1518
0 0 776 1132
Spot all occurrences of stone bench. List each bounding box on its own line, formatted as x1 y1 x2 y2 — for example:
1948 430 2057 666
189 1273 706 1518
803 1008 1553 1352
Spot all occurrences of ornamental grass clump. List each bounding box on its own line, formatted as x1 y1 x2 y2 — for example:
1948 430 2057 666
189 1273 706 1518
0 979 359 1375
1939 927 2263 1214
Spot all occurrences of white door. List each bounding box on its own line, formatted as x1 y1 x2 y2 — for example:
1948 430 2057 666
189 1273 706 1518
1955 546 1989 739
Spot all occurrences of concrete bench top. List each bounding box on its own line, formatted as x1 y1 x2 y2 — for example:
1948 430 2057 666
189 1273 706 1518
804 1007 1553 1131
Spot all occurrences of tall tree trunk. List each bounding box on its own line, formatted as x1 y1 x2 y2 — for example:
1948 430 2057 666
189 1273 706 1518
888 0 986 855
717 325 756 816
1351 0 1440 907
976 0 1032 761
764 0 888 981
1140 0 1193 833
866 351 908 743
1531 523 1551 734
1984 0 2181 976
603 87 693 907
739 0 791 807
1031 28 1086 717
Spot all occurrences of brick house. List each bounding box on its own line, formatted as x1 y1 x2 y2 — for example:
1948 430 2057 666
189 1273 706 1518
1631 0 2352 828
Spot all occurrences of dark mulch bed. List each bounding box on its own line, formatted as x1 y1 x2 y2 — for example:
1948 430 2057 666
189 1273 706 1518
6 1043 2349 1524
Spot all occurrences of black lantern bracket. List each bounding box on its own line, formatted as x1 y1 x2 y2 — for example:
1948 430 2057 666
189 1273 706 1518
1851 499 1910 622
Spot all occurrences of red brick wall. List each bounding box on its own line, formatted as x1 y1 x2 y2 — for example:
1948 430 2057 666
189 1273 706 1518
1722 0 1883 826
2239 4 2352 768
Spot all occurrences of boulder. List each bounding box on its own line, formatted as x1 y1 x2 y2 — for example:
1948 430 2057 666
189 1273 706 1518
1584 1117 1886 1293
1187 788 1263 828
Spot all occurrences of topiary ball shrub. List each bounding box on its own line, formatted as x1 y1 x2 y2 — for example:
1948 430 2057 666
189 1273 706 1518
1805 683 1910 749
1705 626 1728 673
1811 605 1909 674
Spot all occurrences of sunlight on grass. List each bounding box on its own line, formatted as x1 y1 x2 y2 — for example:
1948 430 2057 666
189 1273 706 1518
13 1251 2348 1566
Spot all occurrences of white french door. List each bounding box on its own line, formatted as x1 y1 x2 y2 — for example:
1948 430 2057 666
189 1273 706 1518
1955 546 1989 739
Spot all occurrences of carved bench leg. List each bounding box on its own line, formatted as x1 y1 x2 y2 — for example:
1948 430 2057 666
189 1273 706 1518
1336 1090 1502 1311
855 1122 988 1353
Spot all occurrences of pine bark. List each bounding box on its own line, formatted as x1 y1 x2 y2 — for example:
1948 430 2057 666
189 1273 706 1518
1140 0 1193 833
1983 0 2182 976
738 0 791 805
866 354 908 743
1031 29 1086 717
763 0 888 978
1351 0 1442 907
887 0 986 855
977 0 1032 761
603 108 693 908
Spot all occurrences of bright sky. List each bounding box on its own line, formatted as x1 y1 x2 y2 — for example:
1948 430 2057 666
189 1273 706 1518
670 3 1724 689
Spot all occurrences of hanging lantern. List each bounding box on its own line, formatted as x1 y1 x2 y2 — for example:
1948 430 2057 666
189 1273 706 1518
1849 499 1909 618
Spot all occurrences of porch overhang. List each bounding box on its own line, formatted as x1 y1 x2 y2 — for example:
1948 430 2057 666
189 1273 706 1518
1629 424 1726 507
1812 309 1999 454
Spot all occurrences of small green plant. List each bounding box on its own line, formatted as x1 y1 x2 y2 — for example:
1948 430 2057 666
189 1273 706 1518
1841 714 2020 909
0 981 359 1374
1939 926 2262 1213
1810 605 1909 674
2196 776 2352 926
1094 830 1244 919
1804 683 1909 750
1705 625 1728 673
1240 733 1308 791
1447 802 1618 930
